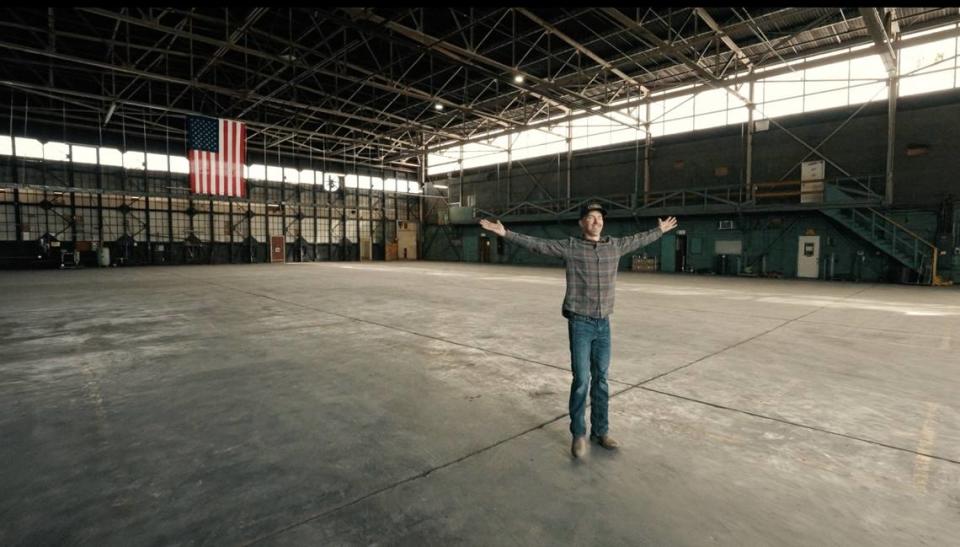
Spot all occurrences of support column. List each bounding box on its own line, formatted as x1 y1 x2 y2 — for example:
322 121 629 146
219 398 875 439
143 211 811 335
280 177 286 261
566 119 572 203
95 147 103 244
381 166 387 261
506 134 513 209
458 148 464 205
746 77 755 202
228 199 234 264
167 195 173 263
69 190 76 244
11 135 22 242
145 193 151 265
885 74 898 205
418 135 426 260
208 197 214 264
327 184 333 261
13 188 22 242
643 100 651 205
355 177 360 261
68 158 77 244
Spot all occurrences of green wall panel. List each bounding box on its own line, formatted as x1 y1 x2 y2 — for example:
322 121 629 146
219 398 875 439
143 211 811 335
425 211 938 283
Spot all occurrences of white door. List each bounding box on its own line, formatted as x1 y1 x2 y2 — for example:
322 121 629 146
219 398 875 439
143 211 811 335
397 221 418 260
359 238 372 261
797 235 820 278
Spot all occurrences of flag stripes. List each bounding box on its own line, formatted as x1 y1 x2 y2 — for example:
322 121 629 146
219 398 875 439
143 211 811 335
188 117 246 197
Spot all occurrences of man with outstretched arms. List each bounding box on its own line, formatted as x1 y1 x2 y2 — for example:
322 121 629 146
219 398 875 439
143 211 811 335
480 203 678 459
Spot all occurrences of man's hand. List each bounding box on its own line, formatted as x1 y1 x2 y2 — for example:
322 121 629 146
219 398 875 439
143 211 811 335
658 216 678 234
479 218 507 237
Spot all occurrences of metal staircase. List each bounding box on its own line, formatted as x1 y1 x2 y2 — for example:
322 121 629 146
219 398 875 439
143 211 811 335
821 184 939 283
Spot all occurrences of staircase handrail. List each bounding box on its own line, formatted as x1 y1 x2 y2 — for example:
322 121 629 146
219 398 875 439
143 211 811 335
823 182 939 283
859 208 936 252
825 175 884 201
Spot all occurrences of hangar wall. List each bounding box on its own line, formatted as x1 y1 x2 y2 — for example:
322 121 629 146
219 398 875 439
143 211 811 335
425 88 960 283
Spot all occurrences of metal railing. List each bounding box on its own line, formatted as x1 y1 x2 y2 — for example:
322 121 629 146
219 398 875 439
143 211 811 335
473 175 887 220
753 175 885 205
825 175 885 202
638 185 744 209
846 207 938 279
822 182 937 283
477 194 634 219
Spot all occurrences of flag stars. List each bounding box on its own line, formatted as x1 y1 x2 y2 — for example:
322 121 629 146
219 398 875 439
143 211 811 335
188 116 220 152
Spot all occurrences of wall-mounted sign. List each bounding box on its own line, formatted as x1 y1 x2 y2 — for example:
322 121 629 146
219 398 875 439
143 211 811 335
801 160 825 181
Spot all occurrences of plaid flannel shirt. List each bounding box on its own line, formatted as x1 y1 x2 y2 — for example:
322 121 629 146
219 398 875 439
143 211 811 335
503 228 663 319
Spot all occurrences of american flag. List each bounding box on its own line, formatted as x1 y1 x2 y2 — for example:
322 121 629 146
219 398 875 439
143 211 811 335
188 116 246 197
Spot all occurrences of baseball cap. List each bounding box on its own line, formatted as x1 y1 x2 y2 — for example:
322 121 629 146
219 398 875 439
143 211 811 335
579 202 607 219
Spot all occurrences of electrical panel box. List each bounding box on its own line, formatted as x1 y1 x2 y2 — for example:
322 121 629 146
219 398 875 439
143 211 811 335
448 206 475 224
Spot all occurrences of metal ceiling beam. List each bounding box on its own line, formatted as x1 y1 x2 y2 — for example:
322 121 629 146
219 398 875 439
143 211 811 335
185 8 518 132
163 8 269 112
1 79 183 134
78 9 363 128
231 24 351 118
334 7 590 119
329 60 519 129
549 8 807 92
601 8 725 89
0 79 419 155
78 8 288 64
183 33 466 142
110 14 193 119
0 93 419 172
599 9 860 182
10 7 958 172
515 7 650 96
693 7 753 69
340 7 574 113
733 8 793 67
270 58 519 140
413 17 960 160
0 18 339 124
0 42 412 136
0 20 192 60
340 7 655 138
0 40 426 145
80 8 518 137
859 7 898 74
195 8 269 82
750 9 840 66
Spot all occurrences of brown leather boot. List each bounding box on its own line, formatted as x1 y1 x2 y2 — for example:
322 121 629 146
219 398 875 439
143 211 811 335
590 433 620 449
571 435 587 458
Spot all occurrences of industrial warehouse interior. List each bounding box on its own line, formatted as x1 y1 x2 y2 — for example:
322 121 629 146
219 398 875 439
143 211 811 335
1 7 958 546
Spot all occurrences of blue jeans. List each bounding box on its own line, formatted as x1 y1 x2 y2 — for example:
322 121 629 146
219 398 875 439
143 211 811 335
567 315 611 438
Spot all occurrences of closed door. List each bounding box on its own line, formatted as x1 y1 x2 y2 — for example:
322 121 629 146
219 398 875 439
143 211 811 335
675 232 687 272
660 233 676 272
797 235 820 278
462 234 478 262
397 221 417 260
270 236 285 263
359 238 372 261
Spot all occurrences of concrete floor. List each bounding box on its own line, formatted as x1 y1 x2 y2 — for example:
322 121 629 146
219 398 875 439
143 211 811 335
1 262 958 546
